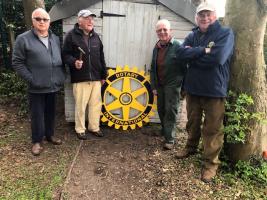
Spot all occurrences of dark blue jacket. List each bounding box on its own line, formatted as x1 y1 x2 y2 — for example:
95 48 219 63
177 20 234 97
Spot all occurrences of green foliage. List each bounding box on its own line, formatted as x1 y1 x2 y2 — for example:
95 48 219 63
224 91 266 144
0 0 62 68
234 158 267 184
220 155 267 199
0 69 28 115
221 91 267 197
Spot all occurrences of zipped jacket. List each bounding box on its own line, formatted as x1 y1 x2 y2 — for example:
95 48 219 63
62 24 107 83
12 29 65 93
150 38 187 90
176 20 234 97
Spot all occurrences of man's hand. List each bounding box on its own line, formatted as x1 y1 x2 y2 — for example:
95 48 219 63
101 80 105 85
152 89 157 96
205 48 211 54
75 60 83 69
180 89 186 100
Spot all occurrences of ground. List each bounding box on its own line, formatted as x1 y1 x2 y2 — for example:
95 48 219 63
0 96 266 200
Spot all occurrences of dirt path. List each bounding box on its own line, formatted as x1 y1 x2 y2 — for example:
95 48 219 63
61 100 228 200
1 98 248 199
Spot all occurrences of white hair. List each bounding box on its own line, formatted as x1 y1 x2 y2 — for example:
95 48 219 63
156 19 171 30
31 8 50 19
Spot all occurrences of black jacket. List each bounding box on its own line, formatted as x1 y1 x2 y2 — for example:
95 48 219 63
12 29 65 93
62 24 107 83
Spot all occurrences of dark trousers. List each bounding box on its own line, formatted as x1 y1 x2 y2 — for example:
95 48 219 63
185 94 225 169
29 92 57 143
157 86 180 143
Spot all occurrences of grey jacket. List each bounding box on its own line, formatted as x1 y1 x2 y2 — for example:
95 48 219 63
12 29 65 93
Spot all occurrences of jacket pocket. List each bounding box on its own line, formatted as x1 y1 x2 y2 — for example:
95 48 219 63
53 65 66 86
31 68 52 89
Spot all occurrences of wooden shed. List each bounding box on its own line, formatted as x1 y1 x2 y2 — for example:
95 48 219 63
49 0 196 123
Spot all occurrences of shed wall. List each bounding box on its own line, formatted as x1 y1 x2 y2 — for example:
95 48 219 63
63 0 195 123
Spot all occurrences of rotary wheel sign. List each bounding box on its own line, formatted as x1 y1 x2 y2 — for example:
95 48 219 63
101 65 156 130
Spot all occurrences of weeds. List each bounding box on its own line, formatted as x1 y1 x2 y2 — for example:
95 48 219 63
0 69 28 115
224 91 266 144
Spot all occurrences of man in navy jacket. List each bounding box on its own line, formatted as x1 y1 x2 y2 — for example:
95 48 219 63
175 2 234 182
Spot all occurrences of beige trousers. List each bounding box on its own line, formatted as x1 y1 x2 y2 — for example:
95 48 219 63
73 81 102 133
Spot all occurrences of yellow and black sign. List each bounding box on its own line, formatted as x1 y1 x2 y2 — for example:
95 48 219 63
101 65 155 130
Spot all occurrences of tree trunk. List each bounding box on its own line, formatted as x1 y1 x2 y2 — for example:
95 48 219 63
8 26 15 53
224 0 267 161
22 0 45 29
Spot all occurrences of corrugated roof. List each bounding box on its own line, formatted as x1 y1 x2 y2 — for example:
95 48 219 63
49 0 196 23
49 0 100 22
158 0 196 24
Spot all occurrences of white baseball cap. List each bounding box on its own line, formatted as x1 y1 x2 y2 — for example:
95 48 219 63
78 10 96 18
196 2 216 14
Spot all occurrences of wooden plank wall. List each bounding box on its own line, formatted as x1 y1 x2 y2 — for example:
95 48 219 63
63 0 194 122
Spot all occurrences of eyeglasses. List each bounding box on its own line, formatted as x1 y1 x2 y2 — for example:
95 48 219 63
156 28 168 33
33 17 50 23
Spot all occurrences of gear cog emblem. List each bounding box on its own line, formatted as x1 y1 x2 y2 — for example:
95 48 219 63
101 65 155 130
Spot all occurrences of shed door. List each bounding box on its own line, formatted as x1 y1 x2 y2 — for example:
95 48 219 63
102 0 158 71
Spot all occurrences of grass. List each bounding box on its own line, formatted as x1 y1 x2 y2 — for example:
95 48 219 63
0 107 78 200
1 162 65 200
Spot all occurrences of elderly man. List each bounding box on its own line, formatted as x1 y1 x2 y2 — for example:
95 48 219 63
12 8 65 155
63 10 107 140
150 19 187 150
175 2 234 182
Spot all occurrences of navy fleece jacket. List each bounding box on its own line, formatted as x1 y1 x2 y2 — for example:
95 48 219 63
177 20 234 97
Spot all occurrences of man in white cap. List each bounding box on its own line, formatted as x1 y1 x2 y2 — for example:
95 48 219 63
63 10 107 140
175 2 234 182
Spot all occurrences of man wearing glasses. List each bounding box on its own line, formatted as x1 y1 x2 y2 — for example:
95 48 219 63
150 19 187 150
62 10 107 140
12 8 65 156
175 2 234 182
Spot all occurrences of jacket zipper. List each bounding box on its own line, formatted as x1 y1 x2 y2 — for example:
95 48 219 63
88 34 92 81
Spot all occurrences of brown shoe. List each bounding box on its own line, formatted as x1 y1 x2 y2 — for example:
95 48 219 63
175 148 197 159
163 142 174 150
201 168 217 183
46 136 62 145
31 143 43 156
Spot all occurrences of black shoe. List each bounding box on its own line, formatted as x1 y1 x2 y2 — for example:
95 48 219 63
90 130 104 137
76 132 87 140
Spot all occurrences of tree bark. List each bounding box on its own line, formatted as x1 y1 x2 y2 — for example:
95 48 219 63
8 26 15 52
224 0 267 161
22 0 45 30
